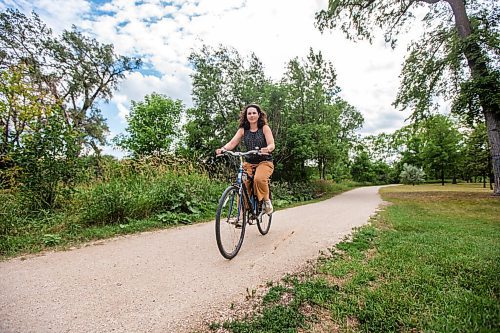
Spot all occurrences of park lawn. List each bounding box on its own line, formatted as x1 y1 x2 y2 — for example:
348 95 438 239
211 183 499 333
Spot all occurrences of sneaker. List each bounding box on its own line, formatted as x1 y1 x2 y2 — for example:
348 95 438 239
264 200 273 215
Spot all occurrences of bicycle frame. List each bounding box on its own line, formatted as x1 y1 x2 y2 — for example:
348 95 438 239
220 150 262 220
235 156 260 219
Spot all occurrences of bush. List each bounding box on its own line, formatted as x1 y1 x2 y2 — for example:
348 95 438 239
13 113 81 210
76 171 226 226
399 163 425 185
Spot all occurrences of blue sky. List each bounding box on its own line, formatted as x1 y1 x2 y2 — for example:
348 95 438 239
1 0 436 157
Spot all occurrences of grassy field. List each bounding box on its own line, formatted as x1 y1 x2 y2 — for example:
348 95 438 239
207 183 499 332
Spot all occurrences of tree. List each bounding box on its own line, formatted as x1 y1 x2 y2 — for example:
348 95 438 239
462 123 491 187
279 49 363 180
14 111 82 210
400 163 426 185
0 9 141 155
363 132 399 165
114 93 183 157
316 0 500 194
420 115 461 185
0 63 50 156
392 123 425 169
184 45 269 161
351 150 375 182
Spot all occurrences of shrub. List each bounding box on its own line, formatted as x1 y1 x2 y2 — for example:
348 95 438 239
399 163 425 185
13 113 81 210
76 171 226 226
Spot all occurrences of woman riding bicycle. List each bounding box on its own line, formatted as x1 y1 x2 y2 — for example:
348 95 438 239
215 103 275 214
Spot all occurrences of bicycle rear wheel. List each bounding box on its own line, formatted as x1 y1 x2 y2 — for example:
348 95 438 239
257 185 272 235
215 185 246 259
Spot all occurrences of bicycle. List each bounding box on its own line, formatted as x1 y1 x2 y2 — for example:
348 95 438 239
215 150 273 259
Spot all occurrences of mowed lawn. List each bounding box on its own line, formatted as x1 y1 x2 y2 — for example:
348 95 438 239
210 184 499 333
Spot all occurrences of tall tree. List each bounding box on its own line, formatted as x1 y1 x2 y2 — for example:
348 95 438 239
0 9 141 155
316 0 500 194
280 49 362 180
185 45 269 161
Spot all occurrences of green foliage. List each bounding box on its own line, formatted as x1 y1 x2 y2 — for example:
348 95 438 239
419 115 461 184
400 163 425 185
114 93 183 156
185 45 363 182
0 8 141 210
183 45 268 162
13 112 82 210
278 49 363 181
351 150 374 182
77 170 225 226
0 8 141 154
461 123 491 182
350 147 394 184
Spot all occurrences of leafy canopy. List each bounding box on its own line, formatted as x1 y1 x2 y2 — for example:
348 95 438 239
114 93 183 157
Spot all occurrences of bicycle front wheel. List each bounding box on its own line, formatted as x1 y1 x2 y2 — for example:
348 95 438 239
215 185 246 259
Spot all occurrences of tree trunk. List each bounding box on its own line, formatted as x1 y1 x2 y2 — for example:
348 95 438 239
441 167 445 186
445 0 500 195
485 110 500 194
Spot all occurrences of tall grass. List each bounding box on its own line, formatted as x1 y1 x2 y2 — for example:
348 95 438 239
1 156 360 258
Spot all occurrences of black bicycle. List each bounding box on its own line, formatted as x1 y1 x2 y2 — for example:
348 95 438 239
215 150 272 259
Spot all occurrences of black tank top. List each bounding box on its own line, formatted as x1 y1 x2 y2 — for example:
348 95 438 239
243 127 273 164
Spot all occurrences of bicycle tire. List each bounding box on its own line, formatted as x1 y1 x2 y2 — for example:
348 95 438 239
257 184 272 235
257 211 272 235
215 185 246 259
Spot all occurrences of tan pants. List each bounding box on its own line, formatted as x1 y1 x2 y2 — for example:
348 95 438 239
243 161 274 202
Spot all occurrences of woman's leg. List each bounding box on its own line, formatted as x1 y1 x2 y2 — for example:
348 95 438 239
253 161 274 202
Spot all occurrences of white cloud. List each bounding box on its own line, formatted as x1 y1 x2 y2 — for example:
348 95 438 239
111 71 192 122
4 0 91 33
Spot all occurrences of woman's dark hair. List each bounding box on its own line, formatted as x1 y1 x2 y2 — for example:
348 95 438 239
238 103 268 129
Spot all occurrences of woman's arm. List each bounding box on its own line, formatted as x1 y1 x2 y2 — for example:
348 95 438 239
216 128 244 154
260 125 275 154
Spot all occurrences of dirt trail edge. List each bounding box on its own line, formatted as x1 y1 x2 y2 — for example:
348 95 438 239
0 186 386 333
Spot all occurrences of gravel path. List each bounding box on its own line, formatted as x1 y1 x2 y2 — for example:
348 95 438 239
0 186 385 333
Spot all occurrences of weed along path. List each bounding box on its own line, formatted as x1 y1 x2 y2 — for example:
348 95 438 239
0 186 386 333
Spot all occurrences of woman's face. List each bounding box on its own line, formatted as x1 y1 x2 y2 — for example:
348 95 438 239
246 107 259 124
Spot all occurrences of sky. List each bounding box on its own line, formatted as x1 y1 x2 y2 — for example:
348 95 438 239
1 0 438 157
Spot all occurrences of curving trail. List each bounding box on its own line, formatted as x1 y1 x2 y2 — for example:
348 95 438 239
0 186 386 333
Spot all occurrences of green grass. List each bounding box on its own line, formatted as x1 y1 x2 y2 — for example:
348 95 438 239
213 184 499 332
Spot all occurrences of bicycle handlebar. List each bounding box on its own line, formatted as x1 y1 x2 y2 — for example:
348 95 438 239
218 149 260 157
216 150 263 158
